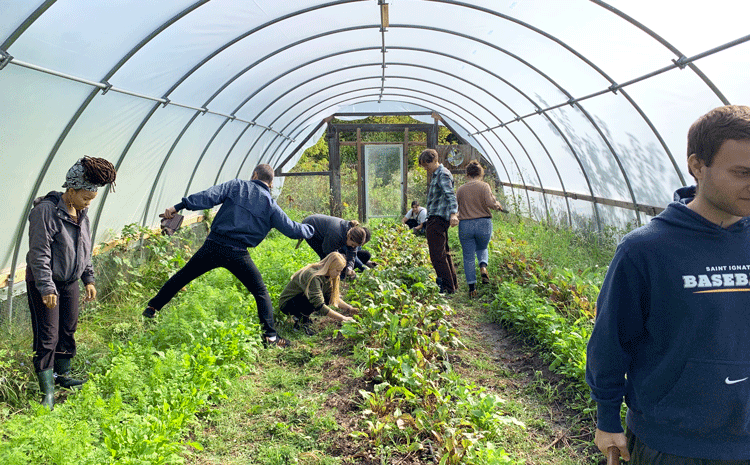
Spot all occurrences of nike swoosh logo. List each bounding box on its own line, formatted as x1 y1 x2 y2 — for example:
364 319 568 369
725 377 749 385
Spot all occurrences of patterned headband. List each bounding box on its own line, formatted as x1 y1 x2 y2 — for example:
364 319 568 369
62 158 102 192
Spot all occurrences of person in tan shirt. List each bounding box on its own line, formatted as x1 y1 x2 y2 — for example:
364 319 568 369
456 161 504 297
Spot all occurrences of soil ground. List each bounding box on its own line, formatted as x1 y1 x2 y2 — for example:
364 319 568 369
304 287 601 465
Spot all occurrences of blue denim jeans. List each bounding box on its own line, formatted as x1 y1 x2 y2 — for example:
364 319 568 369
458 218 492 285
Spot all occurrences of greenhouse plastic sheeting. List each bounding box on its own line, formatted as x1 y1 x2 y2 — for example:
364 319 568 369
2 0 750 286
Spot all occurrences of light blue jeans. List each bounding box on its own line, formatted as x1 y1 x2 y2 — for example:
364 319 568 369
458 217 493 285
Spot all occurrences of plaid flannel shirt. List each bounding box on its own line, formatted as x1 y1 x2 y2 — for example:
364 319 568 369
425 164 458 221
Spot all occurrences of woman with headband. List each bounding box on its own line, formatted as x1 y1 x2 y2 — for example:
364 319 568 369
25 156 116 408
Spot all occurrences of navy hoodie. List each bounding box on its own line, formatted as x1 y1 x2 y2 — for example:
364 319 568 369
586 187 750 460
174 179 313 248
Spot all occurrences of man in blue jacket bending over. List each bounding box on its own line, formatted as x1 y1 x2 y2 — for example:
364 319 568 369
586 105 750 463
142 164 313 349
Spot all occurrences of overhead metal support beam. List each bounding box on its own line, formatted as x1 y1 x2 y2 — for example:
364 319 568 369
2 57 272 131
500 182 664 217
378 0 389 103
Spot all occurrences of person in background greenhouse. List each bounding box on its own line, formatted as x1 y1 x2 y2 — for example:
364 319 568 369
300 214 372 278
278 252 356 336
455 161 504 298
142 164 313 349
418 148 459 294
586 105 750 464
26 156 117 409
402 200 427 235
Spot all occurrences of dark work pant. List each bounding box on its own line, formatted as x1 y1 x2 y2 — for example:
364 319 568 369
405 219 426 235
627 430 747 464
279 292 330 319
306 236 327 259
356 250 371 265
27 279 80 372
148 239 277 338
425 216 458 293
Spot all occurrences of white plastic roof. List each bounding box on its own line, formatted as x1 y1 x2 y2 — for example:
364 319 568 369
2 0 750 283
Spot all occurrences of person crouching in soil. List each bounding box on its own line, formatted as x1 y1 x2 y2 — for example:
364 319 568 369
278 252 356 335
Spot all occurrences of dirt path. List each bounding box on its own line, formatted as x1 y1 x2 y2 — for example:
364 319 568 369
445 291 600 464
312 288 601 464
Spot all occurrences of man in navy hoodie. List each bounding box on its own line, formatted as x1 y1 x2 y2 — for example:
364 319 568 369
142 164 313 349
587 105 750 463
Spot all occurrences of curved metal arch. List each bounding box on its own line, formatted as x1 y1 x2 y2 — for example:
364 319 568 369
265 92 527 217
275 94 533 219
590 0 729 105
139 112 216 226
128 17 648 235
395 9 688 186
233 128 274 182
255 83 525 208
251 74 524 196
247 52 590 227
210 43 556 217
247 47 598 229
162 18 603 201
157 1 366 101
0 0 56 50
141 14 622 234
181 49 379 198
262 89 534 216
99 3 377 233
242 68 547 214
387 45 600 227
139 9 382 204
203 20 640 226
390 24 637 225
261 89 518 188
213 123 255 185
4 0 211 315
255 70 555 220
268 101 516 209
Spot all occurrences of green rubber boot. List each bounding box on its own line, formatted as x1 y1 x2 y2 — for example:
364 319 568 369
36 369 55 409
54 358 85 388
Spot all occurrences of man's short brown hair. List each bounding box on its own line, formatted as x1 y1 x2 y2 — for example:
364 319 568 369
687 105 750 179
252 164 274 183
418 149 439 165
